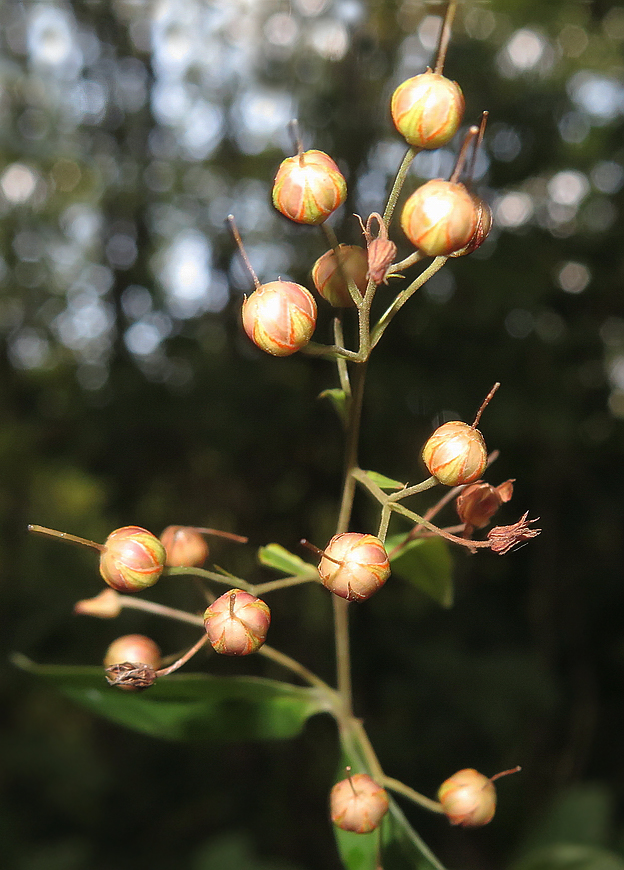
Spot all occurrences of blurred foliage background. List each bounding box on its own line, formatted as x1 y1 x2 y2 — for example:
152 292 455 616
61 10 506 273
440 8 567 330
2 0 624 868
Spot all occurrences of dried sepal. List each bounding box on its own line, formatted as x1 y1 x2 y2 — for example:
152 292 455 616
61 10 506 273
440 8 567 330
487 512 541 554
74 588 122 618
105 662 157 692
356 212 398 285
456 479 515 536
103 633 162 692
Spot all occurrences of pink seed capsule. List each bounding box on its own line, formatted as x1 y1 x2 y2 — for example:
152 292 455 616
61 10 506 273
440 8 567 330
401 179 479 257
242 280 317 356
272 149 347 225
422 421 487 487
391 71 465 150
203 589 271 656
104 634 162 671
330 773 389 833
311 245 368 307
438 766 520 827
318 533 390 602
160 525 209 568
99 526 166 593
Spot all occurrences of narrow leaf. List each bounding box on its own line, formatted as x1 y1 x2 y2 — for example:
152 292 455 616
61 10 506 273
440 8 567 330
319 388 347 424
386 535 453 607
363 470 406 491
257 543 312 576
13 654 332 742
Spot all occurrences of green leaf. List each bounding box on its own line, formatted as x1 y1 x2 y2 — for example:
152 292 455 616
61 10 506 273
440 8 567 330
380 800 448 870
509 844 624 870
257 543 312 576
363 470 406 491
319 388 347 424
13 654 332 742
386 535 453 607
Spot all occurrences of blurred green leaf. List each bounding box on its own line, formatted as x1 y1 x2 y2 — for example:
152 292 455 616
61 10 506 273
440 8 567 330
381 800 448 870
319 388 347 425
257 543 314 576
386 535 453 607
13 655 331 742
192 831 302 870
363 471 406 491
509 844 624 870
516 785 613 855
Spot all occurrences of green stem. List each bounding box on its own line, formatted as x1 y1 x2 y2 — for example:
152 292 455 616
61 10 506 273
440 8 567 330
371 256 448 349
381 776 445 814
383 147 418 227
119 596 206 627
253 571 319 595
164 565 255 592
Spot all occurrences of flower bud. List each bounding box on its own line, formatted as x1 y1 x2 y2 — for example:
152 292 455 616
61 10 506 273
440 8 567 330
242 280 317 356
203 589 271 656
74 588 122 618
99 526 166 593
422 421 487 487
104 633 161 692
438 768 496 827
401 179 479 257
160 525 209 567
311 245 368 307
318 533 390 601
330 773 389 833
272 149 347 225
456 480 514 533
391 72 465 150
450 195 493 257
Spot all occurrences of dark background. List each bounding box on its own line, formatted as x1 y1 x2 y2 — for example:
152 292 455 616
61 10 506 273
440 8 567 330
2 1 624 868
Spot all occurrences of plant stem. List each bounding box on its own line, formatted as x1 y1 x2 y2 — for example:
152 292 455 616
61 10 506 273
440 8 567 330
120 596 205 627
383 147 417 227
27 524 104 552
381 776 445 814
259 644 337 694
253 572 319 595
156 633 210 677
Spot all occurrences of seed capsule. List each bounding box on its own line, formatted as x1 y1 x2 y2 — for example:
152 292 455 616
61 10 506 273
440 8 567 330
456 480 514 533
438 768 496 827
450 195 493 257
99 526 166 593
330 773 389 833
104 633 161 692
391 71 465 149
422 421 487 487
318 533 390 601
104 634 162 670
160 525 209 568
401 179 479 257
272 149 347 225
311 245 368 307
203 589 271 656
242 280 317 356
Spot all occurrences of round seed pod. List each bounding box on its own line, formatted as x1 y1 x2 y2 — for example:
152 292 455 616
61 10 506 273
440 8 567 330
272 149 347 225
401 179 479 257
438 768 496 827
104 634 162 670
330 773 389 833
391 71 465 149
422 421 487 487
242 280 316 356
318 533 390 601
99 526 166 593
311 245 368 307
160 525 209 567
203 589 271 656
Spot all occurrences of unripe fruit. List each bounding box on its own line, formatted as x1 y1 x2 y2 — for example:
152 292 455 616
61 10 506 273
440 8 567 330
311 245 368 307
330 773 389 833
391 72 465 149
104 634 162 670
438 769 495 827
99 526 166 593
422 421 487 487
160 525 209 567
203 589 271 656
242 280 316 356
318 533 390 601
272 149 347 225
401 179 479 257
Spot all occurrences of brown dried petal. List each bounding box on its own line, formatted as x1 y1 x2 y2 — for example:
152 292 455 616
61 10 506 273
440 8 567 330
487 512 541 555
456 479 515 531
105 662 157 691
367 237 398 285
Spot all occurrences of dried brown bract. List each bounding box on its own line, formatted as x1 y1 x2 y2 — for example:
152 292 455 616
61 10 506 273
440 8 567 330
104 662 157 691
487 512 541 555
456 479 514 536
357 212 397 285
